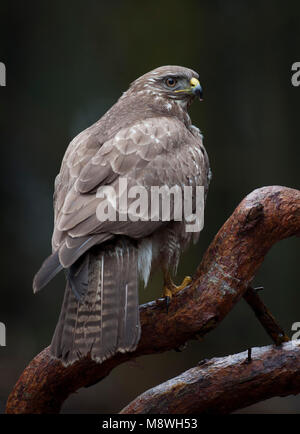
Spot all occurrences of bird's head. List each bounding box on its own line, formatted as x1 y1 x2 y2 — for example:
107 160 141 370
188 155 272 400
128 65 203 106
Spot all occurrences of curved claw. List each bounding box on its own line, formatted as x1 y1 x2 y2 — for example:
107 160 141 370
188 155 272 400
165 296 170 313
162 273 193 313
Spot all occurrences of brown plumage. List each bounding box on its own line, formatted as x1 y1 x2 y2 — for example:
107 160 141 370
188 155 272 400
33 65 211 365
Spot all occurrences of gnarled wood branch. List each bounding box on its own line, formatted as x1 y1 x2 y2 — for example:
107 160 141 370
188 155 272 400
6 186 300 414
244 286 289 345
120 341 300 414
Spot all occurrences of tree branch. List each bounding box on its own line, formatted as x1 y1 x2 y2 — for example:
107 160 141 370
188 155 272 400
120 341 300 414
244 286 289 345
6 186 300 414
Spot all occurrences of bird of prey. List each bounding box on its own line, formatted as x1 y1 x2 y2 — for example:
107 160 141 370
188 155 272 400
33 65 211 366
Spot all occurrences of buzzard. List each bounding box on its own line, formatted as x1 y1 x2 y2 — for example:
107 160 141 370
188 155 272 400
33 65 211 365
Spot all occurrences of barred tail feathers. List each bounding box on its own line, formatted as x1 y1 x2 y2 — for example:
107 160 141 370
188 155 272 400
50 243 140 365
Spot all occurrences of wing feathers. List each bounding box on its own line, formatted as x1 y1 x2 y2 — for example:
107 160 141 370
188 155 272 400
33 251 63 293
58 233 112 268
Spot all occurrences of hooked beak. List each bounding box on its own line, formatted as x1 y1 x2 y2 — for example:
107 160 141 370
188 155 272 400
190 77 203 101
174 77 203 100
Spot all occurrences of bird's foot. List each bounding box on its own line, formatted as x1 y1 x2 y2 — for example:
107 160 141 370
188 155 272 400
163 276 192 298
162 273 192 312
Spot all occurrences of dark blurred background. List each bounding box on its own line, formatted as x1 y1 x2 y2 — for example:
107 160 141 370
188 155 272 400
0 0 299 414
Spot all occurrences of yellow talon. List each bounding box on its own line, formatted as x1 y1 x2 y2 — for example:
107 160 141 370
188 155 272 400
163 285 174 299
162 269 192 300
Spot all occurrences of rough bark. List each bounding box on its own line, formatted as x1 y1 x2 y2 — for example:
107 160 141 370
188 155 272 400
5 185 300 414
121 341 300 414
244 286 289 345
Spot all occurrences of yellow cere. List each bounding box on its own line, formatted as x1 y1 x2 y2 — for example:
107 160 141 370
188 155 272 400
190 77 200 87
174 76 201 93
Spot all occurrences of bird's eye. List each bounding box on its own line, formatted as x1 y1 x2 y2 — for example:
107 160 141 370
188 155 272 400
165 77 177 88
